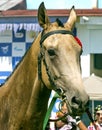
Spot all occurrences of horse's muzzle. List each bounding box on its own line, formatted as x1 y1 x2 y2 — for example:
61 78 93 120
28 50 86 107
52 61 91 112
68 95 89 116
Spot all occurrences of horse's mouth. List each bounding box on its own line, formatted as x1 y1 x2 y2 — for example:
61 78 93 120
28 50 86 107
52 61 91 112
65 96 88 116
67 104 84 116
54 81 89 116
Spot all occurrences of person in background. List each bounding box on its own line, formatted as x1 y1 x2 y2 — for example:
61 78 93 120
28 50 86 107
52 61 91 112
55 102 87 130
88 105 102 130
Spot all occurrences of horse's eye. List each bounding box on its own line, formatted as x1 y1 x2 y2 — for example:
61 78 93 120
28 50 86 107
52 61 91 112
47 49 56 56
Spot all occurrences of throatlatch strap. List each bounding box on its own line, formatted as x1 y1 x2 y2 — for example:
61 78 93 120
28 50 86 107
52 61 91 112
43 92 60 130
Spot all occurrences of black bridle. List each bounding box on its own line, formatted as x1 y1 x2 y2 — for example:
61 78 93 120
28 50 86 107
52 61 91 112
38 30 75 124
38 29 74 95
39 30 95 127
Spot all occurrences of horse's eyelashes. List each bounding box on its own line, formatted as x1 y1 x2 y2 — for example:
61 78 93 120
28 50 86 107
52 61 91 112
47 49 56 56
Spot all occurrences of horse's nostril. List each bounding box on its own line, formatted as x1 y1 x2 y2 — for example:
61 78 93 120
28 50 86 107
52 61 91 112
72 96 81 105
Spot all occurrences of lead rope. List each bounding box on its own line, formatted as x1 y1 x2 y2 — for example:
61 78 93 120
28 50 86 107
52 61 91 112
43 93 97 130
43 92 60 130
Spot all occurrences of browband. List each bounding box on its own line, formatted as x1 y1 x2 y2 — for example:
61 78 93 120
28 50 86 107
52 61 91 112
40 30 82 48
40 30 74 46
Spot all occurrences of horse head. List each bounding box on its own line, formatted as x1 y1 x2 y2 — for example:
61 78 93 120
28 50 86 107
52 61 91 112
38 2 89 116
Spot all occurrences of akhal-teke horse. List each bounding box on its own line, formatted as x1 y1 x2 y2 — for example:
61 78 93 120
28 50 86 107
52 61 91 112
0 2 89 130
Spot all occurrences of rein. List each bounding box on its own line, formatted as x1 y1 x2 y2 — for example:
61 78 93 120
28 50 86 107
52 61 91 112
86 109 97 130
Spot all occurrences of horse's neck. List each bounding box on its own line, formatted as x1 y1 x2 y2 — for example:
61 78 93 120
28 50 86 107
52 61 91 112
0 34 40 105
0 33 51 129
0 34 41 95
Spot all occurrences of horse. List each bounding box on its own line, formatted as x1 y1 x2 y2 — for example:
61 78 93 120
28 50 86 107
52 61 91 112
0 2 89 130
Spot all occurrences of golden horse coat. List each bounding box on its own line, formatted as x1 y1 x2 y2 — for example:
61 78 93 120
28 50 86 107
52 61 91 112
0 2 89 130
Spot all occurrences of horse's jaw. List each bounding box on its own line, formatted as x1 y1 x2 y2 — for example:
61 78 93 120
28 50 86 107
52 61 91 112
54 77 89 116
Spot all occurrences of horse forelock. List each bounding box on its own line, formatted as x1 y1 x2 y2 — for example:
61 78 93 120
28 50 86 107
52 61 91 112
56 18 64 27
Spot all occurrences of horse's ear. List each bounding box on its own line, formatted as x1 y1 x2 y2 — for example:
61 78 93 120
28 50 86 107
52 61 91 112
65 6 77 30
38 2 50 29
